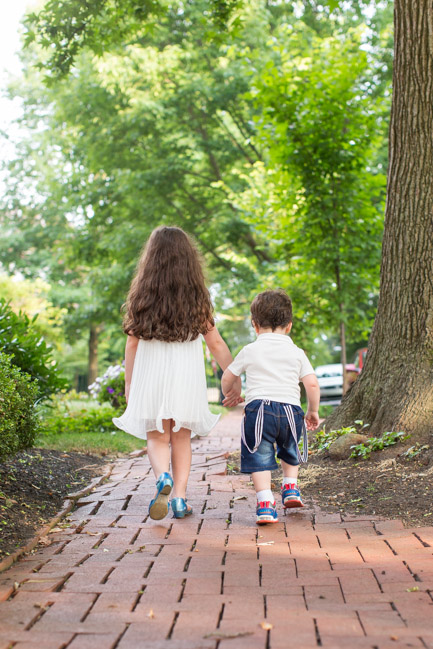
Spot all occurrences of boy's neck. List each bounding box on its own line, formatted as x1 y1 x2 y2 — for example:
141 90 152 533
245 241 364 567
255 325 292 336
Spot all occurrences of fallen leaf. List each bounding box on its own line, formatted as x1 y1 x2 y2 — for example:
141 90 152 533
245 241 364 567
148 609 155 619
390 636 399 641
48 527 64 534
406 586 419 592
84 531 100 537
233 495 247 501
260 622 273 630
103 548 110 553
38 536 52 546
257 541 274 546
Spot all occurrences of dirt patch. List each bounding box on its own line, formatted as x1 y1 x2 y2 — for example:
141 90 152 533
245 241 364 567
228 438 433 527
0 449 108 559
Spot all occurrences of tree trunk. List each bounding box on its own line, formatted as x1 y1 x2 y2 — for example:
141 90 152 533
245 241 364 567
340 316 348 395
325 0 433 436
88 323 102 386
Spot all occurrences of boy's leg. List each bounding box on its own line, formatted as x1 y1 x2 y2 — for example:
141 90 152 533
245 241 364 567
280 460 303 508
252 470 273 502
252 470 278 524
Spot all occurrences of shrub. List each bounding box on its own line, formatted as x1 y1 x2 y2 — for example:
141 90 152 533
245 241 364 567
0 352 39 459
42 404 117 436
0 299 67 400
39 392 117 436
89 363 126 411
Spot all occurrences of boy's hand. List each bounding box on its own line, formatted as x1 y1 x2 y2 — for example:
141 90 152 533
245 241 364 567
222 375 244 407
222 390 244 407
305 410 320 430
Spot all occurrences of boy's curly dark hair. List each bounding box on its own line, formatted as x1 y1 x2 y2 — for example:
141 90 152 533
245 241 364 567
123 226 214 341
250 289 293 330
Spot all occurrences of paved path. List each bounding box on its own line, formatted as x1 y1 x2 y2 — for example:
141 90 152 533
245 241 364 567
1 409 433 649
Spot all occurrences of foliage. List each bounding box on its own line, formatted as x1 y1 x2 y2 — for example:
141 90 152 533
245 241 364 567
350 431 411 460
1 0 394 378
0 352 39 459
0 300 67 400
309 424 361 452
0 275 66 349
40 393 118 436
403 444 430 460
232 27 387 353
89 363 126 411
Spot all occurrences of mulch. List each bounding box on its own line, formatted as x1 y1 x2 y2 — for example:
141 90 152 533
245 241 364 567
0 449 107 560
228 438 433 527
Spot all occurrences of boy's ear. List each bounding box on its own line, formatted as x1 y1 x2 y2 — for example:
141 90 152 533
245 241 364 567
286 322 293 333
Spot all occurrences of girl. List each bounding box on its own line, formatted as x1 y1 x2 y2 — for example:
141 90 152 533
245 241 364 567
113 226 241 520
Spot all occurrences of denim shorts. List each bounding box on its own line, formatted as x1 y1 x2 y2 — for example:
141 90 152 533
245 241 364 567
240 400 305 473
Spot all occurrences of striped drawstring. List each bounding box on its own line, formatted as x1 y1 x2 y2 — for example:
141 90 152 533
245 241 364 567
282 404 308 463
241 400 309 464
241 400 268 454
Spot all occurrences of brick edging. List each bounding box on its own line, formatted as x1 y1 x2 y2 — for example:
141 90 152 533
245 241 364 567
0 462 114 574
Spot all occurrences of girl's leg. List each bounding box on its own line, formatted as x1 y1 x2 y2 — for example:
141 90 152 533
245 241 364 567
170 425 192 499
146 420 172 478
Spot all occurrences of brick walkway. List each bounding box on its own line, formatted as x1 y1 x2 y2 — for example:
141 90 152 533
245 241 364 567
1 408 433 649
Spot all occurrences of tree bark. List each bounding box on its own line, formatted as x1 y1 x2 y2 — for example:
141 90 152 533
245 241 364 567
88 323 102 387
325 0 433 436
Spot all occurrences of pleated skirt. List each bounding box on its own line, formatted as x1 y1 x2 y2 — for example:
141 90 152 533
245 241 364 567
112 337 220 439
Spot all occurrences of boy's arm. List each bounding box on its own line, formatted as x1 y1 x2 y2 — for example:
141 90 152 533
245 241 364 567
125 334 139 403
301 373 320 430
203 326 243 406
221 369 243 408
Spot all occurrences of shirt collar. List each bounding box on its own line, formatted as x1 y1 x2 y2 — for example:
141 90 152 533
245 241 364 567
257 333 294 343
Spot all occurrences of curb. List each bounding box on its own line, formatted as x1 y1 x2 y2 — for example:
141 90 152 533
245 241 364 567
0 463 114 575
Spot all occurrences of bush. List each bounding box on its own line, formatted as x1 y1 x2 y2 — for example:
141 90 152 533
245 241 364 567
89 363 126 411
0 299 67 400
41 395 117 436
0 352 39 459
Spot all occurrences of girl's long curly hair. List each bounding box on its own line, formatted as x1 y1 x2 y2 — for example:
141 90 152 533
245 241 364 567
123 226 215 342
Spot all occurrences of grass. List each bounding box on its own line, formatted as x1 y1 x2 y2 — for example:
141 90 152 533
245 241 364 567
36 397 228 457
35 429 145 456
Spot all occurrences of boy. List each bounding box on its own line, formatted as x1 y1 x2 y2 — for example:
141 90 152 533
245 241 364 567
222 289 320 525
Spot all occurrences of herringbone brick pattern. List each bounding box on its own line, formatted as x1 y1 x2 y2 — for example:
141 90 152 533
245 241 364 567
1 408 433 649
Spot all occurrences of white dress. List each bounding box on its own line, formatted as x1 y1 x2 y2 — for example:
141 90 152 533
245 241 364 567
112 336 220 439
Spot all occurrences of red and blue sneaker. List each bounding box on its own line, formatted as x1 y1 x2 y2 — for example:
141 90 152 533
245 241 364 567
282 483 304 509
256 501 278 525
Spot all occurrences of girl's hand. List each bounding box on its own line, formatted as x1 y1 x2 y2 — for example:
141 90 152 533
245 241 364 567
222 389 244 407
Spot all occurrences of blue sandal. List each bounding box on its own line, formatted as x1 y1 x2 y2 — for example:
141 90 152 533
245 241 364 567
171 497 193 519
148 472 173 520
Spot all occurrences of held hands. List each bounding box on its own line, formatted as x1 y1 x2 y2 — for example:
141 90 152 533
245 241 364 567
222 375 244 408
305 410 320 431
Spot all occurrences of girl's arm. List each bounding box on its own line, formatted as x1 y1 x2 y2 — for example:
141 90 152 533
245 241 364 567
203 326 243 406
124 335 139 403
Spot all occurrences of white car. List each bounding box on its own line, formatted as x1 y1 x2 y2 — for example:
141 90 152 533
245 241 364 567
315 364 344 401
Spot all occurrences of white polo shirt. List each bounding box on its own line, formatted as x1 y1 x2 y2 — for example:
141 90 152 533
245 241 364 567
228 333 315 406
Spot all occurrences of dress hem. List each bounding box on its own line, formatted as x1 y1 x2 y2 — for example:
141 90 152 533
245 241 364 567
112 412 220 440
